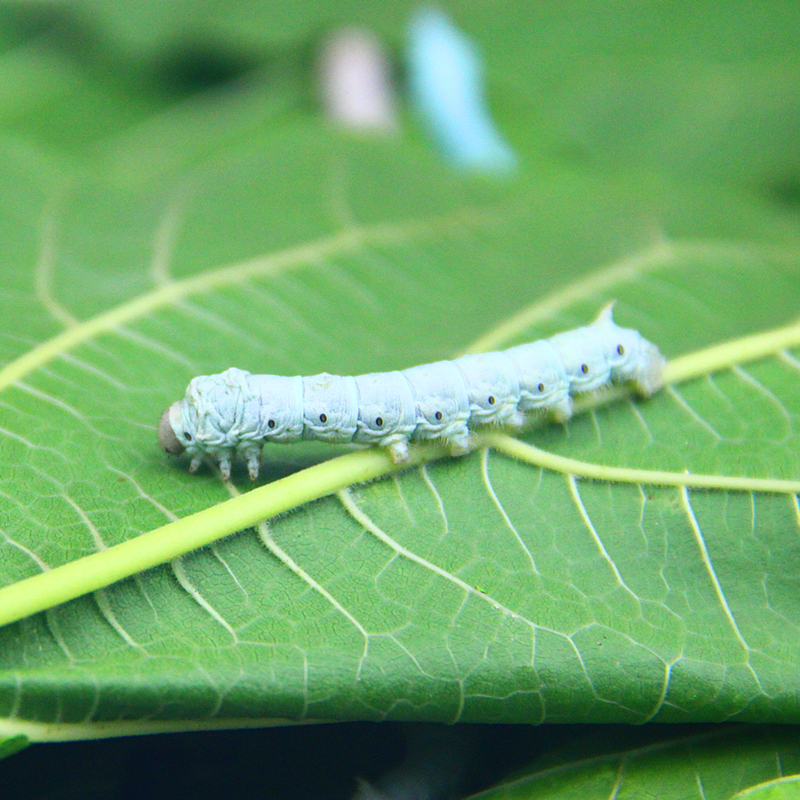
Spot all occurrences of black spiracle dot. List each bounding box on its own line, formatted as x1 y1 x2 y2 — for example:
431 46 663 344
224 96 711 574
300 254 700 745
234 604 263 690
375 417 383 427
268 419 276 429
319 413 327 423
581 363 589 374
184 432 193 441
488 396 496 405
617 344 625 355
435 411 443 421
537 383 545 392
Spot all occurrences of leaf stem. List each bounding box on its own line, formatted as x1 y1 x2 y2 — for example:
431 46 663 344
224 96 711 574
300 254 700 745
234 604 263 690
0 447 441 629
663 318 800 384
481 433 800 494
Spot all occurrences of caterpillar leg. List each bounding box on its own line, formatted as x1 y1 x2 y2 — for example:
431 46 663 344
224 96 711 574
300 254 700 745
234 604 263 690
247 455 260 481
549 397 574 423
188 451 237 479
189 455 204 474
384 436 411 464
204 447 234 480
444 428 471 456
502 409 526 429
218 454 233 481
447 437 472 457
236 442 263 480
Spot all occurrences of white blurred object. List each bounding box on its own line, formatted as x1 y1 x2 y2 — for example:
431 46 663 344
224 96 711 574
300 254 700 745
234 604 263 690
352 778 393 800
350 725 475 800
318 28 398 132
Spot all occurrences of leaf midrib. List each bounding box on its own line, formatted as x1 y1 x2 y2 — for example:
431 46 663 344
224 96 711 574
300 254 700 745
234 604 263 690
0 211 478 392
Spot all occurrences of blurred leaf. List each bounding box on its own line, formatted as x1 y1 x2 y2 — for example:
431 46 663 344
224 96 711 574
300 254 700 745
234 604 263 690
0 733 29 760
468 726 800 800
732 776 800 800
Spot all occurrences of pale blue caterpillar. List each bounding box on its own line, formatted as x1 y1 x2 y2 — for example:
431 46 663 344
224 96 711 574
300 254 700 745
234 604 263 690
158 306 665 480
406 8 518 172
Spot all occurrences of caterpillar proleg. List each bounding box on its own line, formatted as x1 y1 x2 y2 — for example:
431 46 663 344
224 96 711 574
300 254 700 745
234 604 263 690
158 305 666 480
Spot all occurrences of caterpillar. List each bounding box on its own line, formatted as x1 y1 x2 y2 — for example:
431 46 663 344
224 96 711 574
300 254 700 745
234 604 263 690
406 8 518 172
158 305 666 480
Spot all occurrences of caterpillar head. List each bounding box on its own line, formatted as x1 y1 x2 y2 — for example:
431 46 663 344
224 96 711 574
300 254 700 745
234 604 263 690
158 402 188 455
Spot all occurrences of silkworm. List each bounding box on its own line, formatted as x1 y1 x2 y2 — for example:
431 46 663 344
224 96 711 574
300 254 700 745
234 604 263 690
406 8 517 172
158 305 666 480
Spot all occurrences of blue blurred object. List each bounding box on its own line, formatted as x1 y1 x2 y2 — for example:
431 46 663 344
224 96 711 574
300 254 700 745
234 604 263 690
406 7 518 173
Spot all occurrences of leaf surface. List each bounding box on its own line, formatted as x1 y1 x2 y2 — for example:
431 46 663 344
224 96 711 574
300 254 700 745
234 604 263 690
0 2 800 743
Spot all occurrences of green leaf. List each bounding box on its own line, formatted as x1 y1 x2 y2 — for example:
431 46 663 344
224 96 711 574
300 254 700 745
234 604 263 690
733 776 800 800
467 726 800 800
1 1 800 747
0 733 29 760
